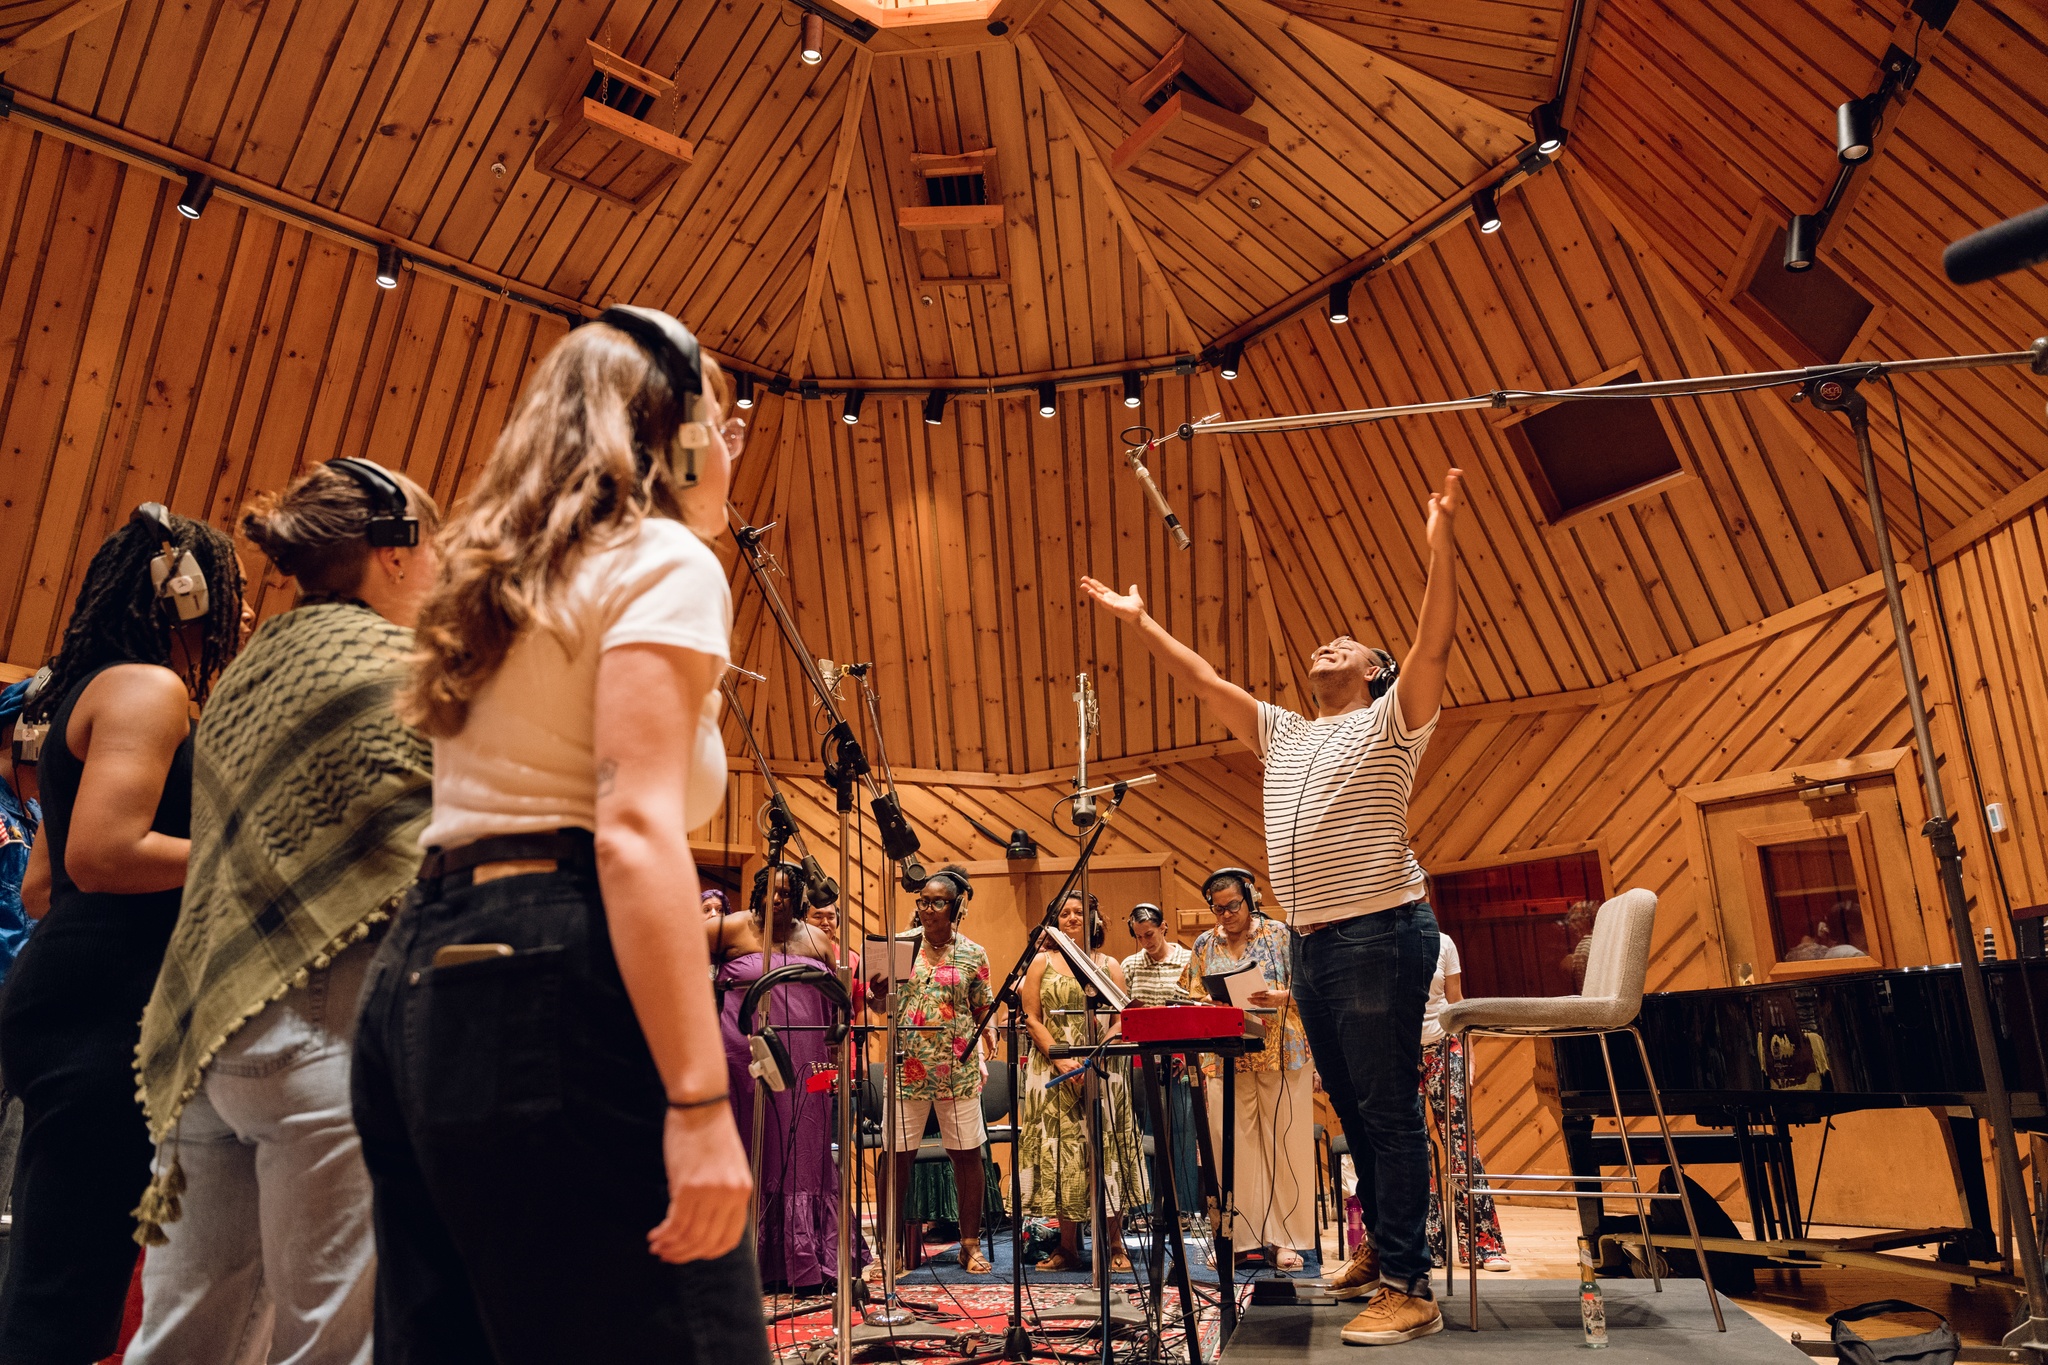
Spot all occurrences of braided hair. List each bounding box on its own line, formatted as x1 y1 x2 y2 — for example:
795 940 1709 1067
25 512 244 725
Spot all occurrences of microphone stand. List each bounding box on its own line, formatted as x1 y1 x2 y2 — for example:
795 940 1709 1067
1184 338 2048 1356
730 516 925 1364
969 784 1147 1365
847 667 924 1340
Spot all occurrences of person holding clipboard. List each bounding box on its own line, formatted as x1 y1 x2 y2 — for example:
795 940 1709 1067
1180 867 1315 1271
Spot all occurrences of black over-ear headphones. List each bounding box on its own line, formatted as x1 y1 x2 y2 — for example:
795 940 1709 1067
921 868 973 921
1366 647 1399 700
593 306 711 487
738 963 853 1094
1202 866 1264 910
130 503 210 622
326 459 420 547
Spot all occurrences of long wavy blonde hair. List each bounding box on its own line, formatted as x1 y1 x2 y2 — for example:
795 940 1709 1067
400 319 728 737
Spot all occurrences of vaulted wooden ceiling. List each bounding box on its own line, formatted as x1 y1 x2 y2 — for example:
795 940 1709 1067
0 0 2043 779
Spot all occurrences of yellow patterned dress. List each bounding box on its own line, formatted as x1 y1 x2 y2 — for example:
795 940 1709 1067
1018 965 1148 1220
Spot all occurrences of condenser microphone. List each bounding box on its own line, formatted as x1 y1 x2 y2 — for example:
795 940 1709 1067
818 659 845 698
801 854 839 908
899 856 930 892
1943 204 2048 284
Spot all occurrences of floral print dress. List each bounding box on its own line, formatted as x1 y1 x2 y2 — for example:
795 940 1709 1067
1018 963 1148 1221
895 932 993 1102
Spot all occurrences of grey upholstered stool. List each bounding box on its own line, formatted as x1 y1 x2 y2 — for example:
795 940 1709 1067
1436 888 1725 1332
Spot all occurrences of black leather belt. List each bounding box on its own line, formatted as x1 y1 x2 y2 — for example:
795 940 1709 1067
416 828 595 886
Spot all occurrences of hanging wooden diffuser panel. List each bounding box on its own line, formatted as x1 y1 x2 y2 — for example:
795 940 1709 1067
1111 35 1266 200
533 41 696 210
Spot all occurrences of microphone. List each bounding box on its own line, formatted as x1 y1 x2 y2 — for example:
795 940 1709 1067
1123 437 1193 551
899 855 930 893
801 854 839 908
1072 674 1100 828
818 659 844 698
1943 204 2048 284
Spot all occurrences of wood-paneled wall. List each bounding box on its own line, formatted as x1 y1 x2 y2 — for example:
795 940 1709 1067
0 122 570 666
1570 0 2048 543
1215 166 1876 705
726 382 1288 775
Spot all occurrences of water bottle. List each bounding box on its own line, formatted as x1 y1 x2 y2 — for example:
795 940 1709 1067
1344 1197 1364 1252
1579 1245 1608 1348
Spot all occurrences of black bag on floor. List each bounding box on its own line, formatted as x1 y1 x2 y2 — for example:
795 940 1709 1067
1643 1166 1758 1294
1827 1301 1960 1365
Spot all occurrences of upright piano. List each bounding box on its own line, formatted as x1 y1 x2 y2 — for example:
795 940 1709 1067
1550 960 2048 1266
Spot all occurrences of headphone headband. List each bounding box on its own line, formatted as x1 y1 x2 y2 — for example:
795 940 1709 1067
1203 867 1263 906
326 459 420 548
1128 903 1165 926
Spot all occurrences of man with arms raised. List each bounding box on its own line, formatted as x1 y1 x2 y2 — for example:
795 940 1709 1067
1080 467 1463 1346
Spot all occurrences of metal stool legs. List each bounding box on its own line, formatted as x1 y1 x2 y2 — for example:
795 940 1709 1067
1452 1025 1726 1333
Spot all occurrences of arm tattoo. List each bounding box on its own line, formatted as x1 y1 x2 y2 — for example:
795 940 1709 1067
596 758 618 797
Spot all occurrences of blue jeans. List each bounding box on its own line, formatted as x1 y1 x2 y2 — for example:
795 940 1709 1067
1291 902 1439 1295
128 940 377 1365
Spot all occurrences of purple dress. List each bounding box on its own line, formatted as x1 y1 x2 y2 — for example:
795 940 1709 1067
718 951 862 1290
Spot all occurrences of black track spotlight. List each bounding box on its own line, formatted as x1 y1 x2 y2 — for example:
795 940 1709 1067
923 389 947 425
1836 97 1875 164
799 12 824 64
1037 381 1057 417
734 372 756 410
1326 278 1352 325
374 243 402 289
1784 214 1821 272
841 389 864 425
1530 100 1567 155
1121 371 1143 408
176 171 214 221
1219 340 1243 380
1472 186 1503 235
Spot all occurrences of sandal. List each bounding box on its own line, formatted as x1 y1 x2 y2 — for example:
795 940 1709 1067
1109 1252 1133 1274
1273 1247 1304 1272
1037 1249 1078 1272
960 1239 992 1275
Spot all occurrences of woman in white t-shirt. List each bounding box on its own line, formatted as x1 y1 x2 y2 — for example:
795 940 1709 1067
1421 935 1510 1273
352 307 768 1365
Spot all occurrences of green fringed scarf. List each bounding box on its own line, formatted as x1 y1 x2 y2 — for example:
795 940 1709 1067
134 602 431 1243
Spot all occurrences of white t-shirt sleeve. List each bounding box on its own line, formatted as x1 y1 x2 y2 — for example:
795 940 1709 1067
1441 935 1461 978
600 521 733 660
1382 684 1437 747
1256 701 1291 758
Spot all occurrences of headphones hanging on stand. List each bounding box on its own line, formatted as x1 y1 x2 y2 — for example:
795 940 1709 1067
131 503 210 622
591 306 713 488
738 963 854 1094
326 460 420 547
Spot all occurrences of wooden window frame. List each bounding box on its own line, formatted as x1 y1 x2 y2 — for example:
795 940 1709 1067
532 41 694 211
898 149 1009 285
1678 747 1948 987
1497 357 1696 528
1736 811 1895 982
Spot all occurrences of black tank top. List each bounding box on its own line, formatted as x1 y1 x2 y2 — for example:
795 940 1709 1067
35 663 193 931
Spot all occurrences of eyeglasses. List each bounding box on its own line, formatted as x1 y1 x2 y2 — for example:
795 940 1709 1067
1209 897 1247 917
915 895 957 912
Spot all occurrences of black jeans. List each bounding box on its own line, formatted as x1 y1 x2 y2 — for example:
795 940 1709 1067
1290 901 1439 1296
351 858 770 1365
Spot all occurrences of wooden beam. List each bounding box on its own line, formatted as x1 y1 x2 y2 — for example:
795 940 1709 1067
1019 33 1307 707
788 50 873 384
0 0 124 74
1921 468 2048 568
1015 34 1193 356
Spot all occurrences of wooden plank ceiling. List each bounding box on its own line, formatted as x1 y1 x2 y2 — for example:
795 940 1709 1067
1 0 2044 780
